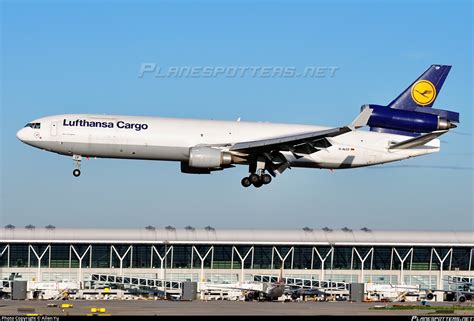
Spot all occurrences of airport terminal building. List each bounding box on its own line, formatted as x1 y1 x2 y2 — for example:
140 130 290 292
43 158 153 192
0 226 473 290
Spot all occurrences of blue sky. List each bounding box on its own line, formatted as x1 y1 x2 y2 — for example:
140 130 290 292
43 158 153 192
1 0 472 230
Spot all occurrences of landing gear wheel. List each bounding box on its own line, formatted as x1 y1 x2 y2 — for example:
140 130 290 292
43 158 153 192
253 181 263 188
249 173 260 184
241 177 251 187
262 174 272 185
72 155 82 178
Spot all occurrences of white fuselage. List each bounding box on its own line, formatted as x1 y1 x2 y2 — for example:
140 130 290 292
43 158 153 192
16 114 440 170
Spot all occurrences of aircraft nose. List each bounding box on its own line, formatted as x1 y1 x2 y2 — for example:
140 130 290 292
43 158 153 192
16 128 28 142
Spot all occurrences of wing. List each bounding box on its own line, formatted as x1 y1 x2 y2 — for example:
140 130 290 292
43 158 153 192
424 288 473 295
230 108 373 155
205 284 265 294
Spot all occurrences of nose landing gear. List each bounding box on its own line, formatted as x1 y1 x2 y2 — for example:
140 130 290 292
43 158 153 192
72 155 82 177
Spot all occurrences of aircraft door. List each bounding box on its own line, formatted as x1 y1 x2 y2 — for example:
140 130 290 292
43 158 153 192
51 122 57 136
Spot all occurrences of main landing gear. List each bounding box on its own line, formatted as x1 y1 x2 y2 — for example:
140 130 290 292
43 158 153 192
241 173 272 188
72 154 81 177
241 158 273 188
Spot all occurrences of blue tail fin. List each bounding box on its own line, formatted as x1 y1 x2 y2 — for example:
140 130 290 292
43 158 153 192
388 64 451 110
366 64 459 136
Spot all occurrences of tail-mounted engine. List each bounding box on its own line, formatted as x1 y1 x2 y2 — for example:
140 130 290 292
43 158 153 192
364 105 458 134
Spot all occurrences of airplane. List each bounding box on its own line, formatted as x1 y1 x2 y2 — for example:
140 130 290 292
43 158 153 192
16 65 459 187
287 287 335 301
423 277 474 303
251 271 286 301
242 281 285 302
216 268 286 301
390 277 474 303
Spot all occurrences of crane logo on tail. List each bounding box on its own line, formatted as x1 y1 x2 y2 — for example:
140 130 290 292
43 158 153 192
411 80 436 106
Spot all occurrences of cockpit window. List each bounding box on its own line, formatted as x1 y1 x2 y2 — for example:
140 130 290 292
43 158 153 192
24 123 41 129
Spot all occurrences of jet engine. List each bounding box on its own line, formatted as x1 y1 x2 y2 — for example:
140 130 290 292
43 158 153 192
366 105 456 133
188 146 232 168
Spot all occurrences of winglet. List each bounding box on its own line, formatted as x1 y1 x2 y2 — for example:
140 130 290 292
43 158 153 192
349 107 373 130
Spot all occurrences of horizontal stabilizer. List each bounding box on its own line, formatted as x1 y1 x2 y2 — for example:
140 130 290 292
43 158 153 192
389 130 448 150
